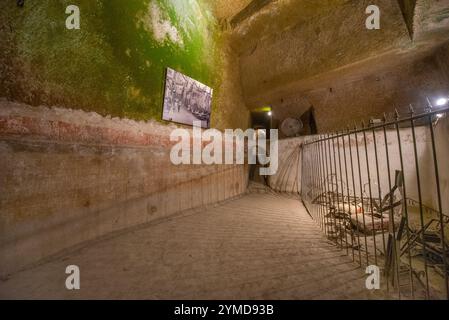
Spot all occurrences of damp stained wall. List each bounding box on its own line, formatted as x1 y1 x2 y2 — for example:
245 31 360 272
0 0 250 276
0 0 249 130
0 99 249 276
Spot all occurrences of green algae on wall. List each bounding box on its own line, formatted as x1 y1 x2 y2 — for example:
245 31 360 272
0 0 223 124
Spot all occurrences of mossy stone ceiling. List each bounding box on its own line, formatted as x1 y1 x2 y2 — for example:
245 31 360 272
0 0 221 122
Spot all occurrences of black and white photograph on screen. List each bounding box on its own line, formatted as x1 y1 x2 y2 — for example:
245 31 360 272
162 68 213 129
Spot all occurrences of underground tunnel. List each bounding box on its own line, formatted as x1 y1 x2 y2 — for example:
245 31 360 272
1 0 449 303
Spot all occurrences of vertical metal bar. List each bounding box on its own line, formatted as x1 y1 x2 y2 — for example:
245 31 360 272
318 137 327 235
304 143 310 215
306 143 311 213
319 139 326 231
372 126 389 292
304 145 309 214
314 140 320 224
304 145 314 219
322 135 332 238
300 143 305 202
322 135 332 237
382 115 401 299
316 140 324 230
337 131 349 254
355 125 369 266
348 127 363 266
409 105 430 299
322 136 330 236
311 141 317 222
428 113 449 300
327 133 339 245
362 122 378 267
342 129 356 261
394 110 415 298
332 132 344 248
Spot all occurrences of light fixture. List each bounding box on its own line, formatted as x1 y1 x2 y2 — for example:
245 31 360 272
268 111 272 116
436 98 448 106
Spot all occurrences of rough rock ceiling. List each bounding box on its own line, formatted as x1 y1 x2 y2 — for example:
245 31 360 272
212 0 254 20
230 0 354 54
398 0 417 37
415 0 449 42
220 0 449 108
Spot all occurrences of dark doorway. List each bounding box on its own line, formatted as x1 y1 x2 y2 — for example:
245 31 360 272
251 111 272 139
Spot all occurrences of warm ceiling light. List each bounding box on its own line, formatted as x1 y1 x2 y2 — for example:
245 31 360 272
268 111 272 116
436 98 448 106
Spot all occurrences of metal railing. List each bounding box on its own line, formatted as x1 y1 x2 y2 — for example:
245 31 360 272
301 104 449 300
